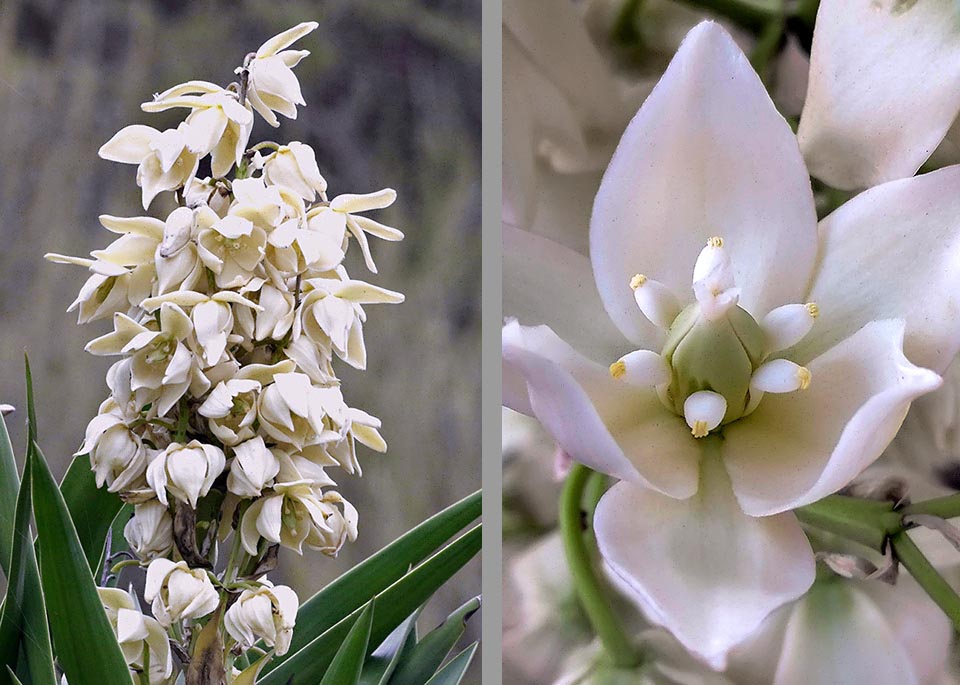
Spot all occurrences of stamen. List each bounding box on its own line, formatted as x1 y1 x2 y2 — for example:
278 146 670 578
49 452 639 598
751 359 812 394
683 391 726 438
761 303 818 355
609 350 671 386
630 275 681 329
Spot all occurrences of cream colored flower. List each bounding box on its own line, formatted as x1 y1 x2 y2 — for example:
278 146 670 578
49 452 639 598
224 581 299 655
99 122 200 209
297 274 404 369
144 558 220 627
263 141 327 200
227 436 280 498
142 81 253 177
79 400 147 493
256 372 343 450
244 22 319 127
197 214 267 289
123 500 174 560
98 588 173 684
229 177 285 229
320 189 404 273
146 440 225 508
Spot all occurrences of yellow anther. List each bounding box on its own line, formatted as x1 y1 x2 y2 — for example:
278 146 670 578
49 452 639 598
805 302 820 319
707 236 723 248
609 360 627 379
796 366 811 391
630 274 647 290
691 420 709 438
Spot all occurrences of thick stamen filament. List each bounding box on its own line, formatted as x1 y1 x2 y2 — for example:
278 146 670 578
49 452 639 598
761 302 818 354
630 274 680 329
751 359 812 394
608 350 671 386
683 391 726 438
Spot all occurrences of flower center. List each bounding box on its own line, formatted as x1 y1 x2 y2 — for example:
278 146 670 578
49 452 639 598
609 236 818 438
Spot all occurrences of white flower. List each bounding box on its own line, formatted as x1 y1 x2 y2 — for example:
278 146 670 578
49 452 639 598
229 177 285 229
325 189 403 273
256 372 343 450
197 214 267 289
224 581 299 655
99 122 200 209
244 22 318 127
123 500 174 560
146 440 225 508
297 274 404 369
144 558 220 627
98 588 173 684
728 576 952 685
79 401 147 493
797 0 960 190
227 436 280 497
503 22 960 667
263 141 327 200
141 81 253 177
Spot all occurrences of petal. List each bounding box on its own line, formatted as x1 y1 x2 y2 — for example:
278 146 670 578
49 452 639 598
502 320 701 496
256 22 318 58
330 189 396 214
504 223 632 363
99 124 158 163
590 22 817 344
792 167 960 373
771 582 917 685
594 457 815 670
797 0 960 190
724 320 942 517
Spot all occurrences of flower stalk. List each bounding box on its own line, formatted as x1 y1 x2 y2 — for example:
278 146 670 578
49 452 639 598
560 463 639 669
889 531 960 631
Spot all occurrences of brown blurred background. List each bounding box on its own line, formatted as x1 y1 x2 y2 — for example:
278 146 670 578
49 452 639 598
0 0 481 679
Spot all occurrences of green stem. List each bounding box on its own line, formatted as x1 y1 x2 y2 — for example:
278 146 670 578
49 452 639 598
174 397 190 443
675 0 780 31
902 493 960 520
223 526 248 584
140 641 151 685
795 495 901 551
749 14 785 77
890 531 960 630
560 464 639 668
611 0 645 46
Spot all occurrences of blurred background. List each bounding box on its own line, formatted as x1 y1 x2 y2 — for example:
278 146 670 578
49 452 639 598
0 0 480 679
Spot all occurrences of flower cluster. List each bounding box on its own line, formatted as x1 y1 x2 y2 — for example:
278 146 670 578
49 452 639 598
49 21 403 677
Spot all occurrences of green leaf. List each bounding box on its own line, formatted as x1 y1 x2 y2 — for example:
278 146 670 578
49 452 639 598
261 524 481 685
359 608 422 685
387 596 481 685
0 414 20 578
30 442 132 685
5 667 24 685
422 643 478 685
0 445 55 685
60 455 127 576
232 651 273 685
286 490 480 657
320 599 375 685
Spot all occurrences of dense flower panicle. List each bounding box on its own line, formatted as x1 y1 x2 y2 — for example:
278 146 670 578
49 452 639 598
48 21 403 678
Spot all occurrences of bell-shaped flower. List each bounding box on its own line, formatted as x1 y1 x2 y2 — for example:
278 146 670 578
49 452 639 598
227 435 280 497
318 189 404 273
79 400 147 493
223 581 299 655
99 122 200 209
146 440 225 508
297 274 404 369
144 558 220 627
230 177 285 230
141 81 253 177
728 576 952 685
268 210 346 273
197 360 294 445
256 372 343 450
244 22 318 127
263 141 327 200
98 588 173 683
124 499 174 560
503 22 960 667
797 0 960 191
197 213 267 289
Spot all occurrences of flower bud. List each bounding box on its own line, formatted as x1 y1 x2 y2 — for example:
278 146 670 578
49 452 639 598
124 500 174 560
227 436 280 497
158 206 195 258
146 440 225 508
224 581 299 655
307 491 358 557
144 558 220 627
80 406 147 493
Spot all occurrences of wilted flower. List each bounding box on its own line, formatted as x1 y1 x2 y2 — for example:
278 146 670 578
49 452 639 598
144 558 220 627
224 581 299 655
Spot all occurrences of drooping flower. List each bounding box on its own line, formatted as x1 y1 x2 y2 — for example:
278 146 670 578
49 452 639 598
144 558 220 627
124 500 174 560
503 21 960 667
98 588 174 684
146 440 226 508
244 22 319 127
224 581 299 655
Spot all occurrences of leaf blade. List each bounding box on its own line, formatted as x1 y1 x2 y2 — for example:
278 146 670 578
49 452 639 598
422 643 479 685
386 596 481 685
60 455 127 576
320 599 375 685
359 609 421 685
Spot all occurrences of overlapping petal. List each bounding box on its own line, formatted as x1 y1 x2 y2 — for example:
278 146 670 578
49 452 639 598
792 166 960 374
798 0 960 190
502 320 700 495
724 320 941 516
594 454 815 670
591 21 818 344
